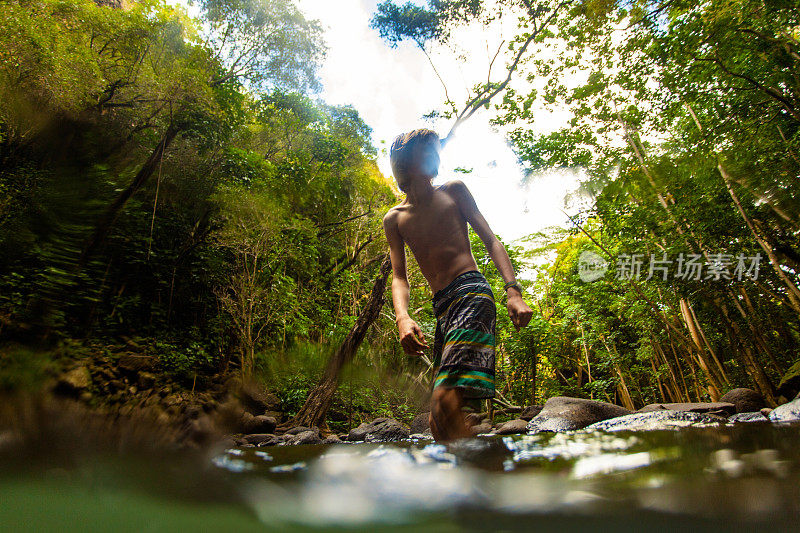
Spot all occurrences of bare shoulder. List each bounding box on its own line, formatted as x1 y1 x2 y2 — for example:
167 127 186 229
440 179 478 210
382 204 404 228
440 179 469 195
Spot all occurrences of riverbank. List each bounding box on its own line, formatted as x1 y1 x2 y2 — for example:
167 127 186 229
0 337 427 449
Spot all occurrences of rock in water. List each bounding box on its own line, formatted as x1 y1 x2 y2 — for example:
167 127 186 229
494 419 528 435
526 397 632 433
322 434 341 444
638 402 736 416
346 418 409 442
243 433 279 446
719 388 766 413
728 412 769 423
586 410 726 432
409 412 430 434
286 430 322 445
470 423 492 436
768 398 800 423
518 405 543 421
446 438 511 470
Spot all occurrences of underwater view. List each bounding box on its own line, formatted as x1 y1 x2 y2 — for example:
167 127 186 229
3 419 800 531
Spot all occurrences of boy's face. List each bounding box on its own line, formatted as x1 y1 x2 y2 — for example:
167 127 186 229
393 141 440 192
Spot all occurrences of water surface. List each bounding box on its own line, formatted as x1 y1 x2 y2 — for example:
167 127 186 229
2 423 799 531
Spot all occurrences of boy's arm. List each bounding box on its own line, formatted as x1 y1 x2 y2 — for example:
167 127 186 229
447 180 533 330
383 210 428 355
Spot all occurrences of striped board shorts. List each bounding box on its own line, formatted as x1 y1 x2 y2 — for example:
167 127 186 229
431 270 496 399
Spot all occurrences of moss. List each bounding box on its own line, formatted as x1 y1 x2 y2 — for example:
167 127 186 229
778 360 800 396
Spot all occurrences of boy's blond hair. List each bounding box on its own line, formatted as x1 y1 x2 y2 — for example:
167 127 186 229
390 129 441 188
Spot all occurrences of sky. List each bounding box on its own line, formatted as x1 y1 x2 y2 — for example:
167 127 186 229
175 0 586 246
292 0 584 245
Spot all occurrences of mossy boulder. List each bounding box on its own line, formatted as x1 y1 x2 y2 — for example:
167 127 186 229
777 361 800 400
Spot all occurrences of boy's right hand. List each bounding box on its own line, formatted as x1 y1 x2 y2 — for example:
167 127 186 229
397 316 428 356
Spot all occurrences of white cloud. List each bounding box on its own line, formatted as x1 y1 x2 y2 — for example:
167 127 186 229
172 0 583 249
295 1 583 246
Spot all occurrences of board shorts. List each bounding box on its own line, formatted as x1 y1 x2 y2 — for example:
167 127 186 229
431 270 496 399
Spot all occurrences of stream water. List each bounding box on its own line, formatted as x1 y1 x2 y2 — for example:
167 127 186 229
2 423 800 531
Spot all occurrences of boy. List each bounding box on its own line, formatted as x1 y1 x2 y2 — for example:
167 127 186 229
382 129 533 442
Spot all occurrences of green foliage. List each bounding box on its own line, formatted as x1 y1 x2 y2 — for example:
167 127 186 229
371 2 443 47
0 344 54 392
393 0 800 407
257 340 424 431
11 0 797 420
0 0 396 397
199 0 325 92
154 340 215 383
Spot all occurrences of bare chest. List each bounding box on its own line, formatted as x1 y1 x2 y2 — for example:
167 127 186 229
396 195 467 254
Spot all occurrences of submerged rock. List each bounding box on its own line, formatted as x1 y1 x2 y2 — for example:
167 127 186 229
638 402 736 416
719 389 766 414
346 418 409 442
728 412 769 423
586 410 726 432
494 419 528 435
526 397 632 433
768 398 800 423
446 438 511 470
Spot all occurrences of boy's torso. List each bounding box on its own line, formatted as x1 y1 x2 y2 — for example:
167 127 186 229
390 181 480 293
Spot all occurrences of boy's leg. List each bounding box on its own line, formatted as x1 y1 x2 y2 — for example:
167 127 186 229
429 386 471 442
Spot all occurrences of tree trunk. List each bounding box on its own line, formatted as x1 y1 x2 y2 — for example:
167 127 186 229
79 124 179 266
687 298 729 385
650 354 666 402
719 163 800 316
735 287 783 376
530 347 537 405
716 298 778 405
678 298 722 400
283 254 391 431
652 338 682 402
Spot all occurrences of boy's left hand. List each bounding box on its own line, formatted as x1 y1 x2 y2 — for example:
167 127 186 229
506 294 533 331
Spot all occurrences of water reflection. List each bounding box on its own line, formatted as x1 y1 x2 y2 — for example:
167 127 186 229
2 425 799 530
210 425 800 529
